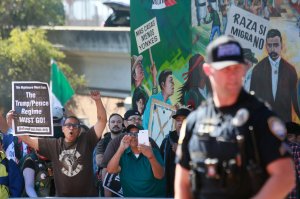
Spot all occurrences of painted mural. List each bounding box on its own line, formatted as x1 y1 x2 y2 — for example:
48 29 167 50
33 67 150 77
131 0 300 141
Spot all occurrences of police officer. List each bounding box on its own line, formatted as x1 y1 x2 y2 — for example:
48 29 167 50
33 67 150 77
175 36 295 199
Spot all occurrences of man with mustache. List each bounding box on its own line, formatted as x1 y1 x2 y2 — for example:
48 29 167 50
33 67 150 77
95 113 123 196
250 29 300 122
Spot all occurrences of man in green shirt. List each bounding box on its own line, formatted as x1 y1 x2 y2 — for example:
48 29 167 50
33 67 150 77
107 124 166 197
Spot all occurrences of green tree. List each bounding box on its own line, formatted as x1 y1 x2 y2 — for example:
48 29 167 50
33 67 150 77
0 28 86 112
0 0 65 37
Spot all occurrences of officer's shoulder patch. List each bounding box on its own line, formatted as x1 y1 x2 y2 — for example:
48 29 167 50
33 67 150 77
178 119 187 144
267 117 286 140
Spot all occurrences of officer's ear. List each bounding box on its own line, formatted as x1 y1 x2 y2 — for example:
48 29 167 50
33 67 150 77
203 63 213 76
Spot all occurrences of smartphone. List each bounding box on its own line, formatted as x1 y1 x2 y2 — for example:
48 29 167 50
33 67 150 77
138 130 150 146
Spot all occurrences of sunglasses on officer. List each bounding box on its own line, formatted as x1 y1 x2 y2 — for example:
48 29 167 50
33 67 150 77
63 123 81 129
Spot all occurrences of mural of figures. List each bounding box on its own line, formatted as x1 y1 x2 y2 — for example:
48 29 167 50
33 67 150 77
177 54 211 109
243 48 258 91
131 54 158 114
131 0 300 139
195 0 208 25
250 29 300 122
132 88 147 115
143 70 175 130
204 4 221 42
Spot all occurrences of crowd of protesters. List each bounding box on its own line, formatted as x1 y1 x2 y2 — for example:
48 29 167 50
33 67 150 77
0 88 298 198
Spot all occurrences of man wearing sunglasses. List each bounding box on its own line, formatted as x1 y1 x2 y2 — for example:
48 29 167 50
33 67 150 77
8 90 107 197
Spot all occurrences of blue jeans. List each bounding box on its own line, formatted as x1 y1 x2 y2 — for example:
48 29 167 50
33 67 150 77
210 25 221 41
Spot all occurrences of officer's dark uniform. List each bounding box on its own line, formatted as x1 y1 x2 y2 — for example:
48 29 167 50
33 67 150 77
177 89 290 199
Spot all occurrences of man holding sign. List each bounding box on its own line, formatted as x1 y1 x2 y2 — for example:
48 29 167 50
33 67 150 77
7 90 107 197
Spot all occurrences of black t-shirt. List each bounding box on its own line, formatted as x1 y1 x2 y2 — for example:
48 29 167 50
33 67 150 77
95 132 113 156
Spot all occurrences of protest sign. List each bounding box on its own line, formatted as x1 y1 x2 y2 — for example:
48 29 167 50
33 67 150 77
12 81 53 136
103 173 123 197
225 5 269 55
148 99 176 146
135 17 161 54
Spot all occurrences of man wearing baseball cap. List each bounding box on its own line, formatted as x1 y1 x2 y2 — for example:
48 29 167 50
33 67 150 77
175 36 295 199
100 109 159 170
160 107 191 197
123 109 143 129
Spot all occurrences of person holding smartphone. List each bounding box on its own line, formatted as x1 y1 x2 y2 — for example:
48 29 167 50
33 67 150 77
106 124 166 197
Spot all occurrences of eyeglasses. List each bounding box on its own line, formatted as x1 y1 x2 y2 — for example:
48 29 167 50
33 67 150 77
127 117 142 122
64 123 81 129
128 132 138 137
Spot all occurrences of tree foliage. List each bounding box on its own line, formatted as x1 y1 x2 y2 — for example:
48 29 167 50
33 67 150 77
0 28 86 112
0 0 65 37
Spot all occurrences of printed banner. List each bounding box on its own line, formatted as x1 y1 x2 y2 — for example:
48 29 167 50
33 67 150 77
12 81 53 136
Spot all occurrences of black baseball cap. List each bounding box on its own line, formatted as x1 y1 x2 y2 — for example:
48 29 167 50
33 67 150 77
124 109 141 120
206 36 246 70
172 108 191 119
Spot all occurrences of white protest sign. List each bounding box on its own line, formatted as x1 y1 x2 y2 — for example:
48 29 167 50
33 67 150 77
135 17 161 54
225 5 270 55
12 81 53 136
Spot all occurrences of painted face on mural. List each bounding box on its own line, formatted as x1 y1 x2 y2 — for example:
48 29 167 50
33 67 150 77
136 98 145 115
162 74 174 97
134 62 145 83
266 36 282 61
